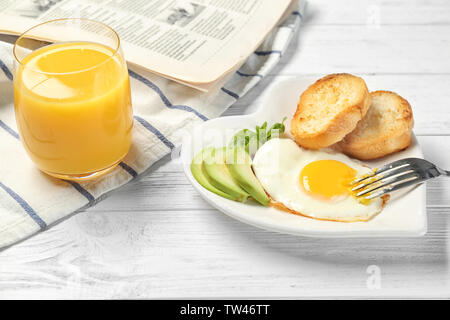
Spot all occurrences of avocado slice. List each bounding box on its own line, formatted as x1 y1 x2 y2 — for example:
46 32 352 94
191 148 237 201
226 147 270 206
203 147 249 202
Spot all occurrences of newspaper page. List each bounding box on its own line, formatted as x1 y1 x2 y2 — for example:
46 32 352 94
0 0 293 90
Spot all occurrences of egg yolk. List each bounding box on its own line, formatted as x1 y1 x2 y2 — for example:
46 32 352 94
300 160 357 200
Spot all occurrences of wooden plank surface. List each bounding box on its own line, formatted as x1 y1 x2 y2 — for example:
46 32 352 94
1 0 450 299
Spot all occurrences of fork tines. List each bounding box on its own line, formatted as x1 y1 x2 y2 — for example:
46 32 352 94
350 159 422 200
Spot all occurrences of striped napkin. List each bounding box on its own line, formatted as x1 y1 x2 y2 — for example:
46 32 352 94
0 3 304 248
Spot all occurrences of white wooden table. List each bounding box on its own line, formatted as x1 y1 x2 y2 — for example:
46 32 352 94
1 0 450 299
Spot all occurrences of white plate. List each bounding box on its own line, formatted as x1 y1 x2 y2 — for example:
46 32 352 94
181 77 427 238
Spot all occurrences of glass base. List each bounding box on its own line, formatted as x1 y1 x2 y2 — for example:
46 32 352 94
41 159 121 182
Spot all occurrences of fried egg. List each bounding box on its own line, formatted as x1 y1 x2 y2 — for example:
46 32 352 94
252 138 386 222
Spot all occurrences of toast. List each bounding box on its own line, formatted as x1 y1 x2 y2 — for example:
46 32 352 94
290 73 371 149
337 90 414 160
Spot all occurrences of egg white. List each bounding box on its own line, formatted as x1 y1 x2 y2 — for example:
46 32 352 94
252 138 385 222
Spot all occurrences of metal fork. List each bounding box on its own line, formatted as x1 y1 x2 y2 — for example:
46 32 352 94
350 158 449 200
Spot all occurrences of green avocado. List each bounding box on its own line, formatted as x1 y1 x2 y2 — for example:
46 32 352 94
226 147 270 206
191 147 237 201
203 147 249 202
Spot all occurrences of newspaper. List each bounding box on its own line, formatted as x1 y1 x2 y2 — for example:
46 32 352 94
0 0 294 91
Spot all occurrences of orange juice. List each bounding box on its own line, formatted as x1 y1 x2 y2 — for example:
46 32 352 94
14 41 133 177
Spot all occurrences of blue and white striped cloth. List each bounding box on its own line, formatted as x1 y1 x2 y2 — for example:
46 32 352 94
0 3 304 248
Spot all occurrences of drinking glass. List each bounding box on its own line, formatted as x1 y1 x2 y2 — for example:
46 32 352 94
13 18 133 181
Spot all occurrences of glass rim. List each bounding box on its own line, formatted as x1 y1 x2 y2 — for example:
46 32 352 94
13 18 121 76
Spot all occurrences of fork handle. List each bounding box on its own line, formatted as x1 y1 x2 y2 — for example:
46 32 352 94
437 167 450 177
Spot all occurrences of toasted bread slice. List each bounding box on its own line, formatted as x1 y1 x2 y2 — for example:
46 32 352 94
290 73 371 149
337 90 414 160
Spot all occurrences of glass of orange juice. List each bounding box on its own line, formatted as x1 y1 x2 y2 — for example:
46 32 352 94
13 18 133 181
